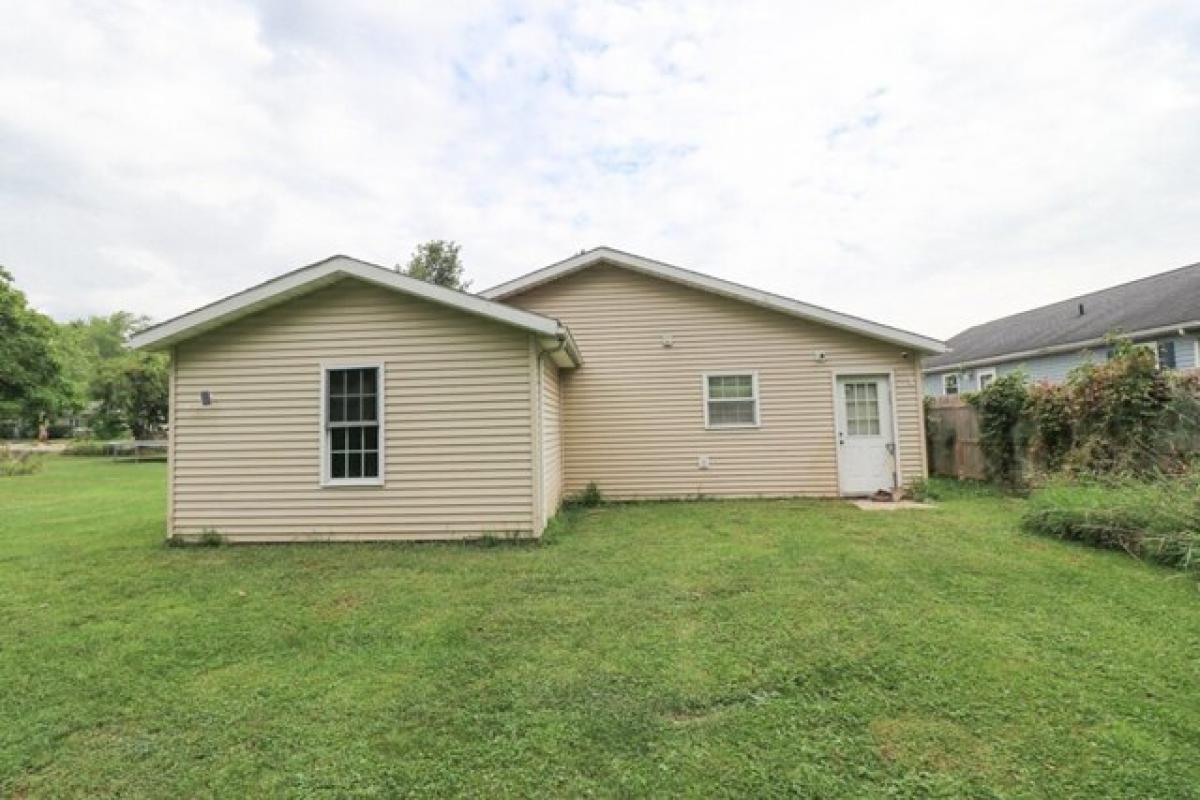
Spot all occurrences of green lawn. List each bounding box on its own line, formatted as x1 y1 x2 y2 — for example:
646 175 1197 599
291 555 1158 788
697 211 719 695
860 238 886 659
2 459 1199 798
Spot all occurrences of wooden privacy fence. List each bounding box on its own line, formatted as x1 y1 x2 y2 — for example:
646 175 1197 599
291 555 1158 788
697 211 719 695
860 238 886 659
926 396 986 480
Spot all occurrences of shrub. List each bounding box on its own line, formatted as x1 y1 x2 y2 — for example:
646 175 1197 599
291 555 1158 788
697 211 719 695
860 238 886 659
1062 339 1174 475
1022 473 1200 572
564 481 604 508
0 447 44 477
1026 382 1073 471
968 371 1030 490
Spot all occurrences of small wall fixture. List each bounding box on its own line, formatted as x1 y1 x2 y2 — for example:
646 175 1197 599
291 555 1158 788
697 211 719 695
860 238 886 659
200 390 212 407
814 350 828 362
660 334 674 348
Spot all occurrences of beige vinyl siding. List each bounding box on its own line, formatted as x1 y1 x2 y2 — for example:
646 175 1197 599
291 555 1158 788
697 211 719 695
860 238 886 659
540 356 564 523
504 264 926 498
171 278 537 541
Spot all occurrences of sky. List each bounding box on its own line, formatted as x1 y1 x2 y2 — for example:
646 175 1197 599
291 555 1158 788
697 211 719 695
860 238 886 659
1 1 1199 339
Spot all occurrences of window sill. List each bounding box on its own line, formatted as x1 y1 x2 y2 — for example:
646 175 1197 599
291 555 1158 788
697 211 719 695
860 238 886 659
321 478 385 488
704 423 761 431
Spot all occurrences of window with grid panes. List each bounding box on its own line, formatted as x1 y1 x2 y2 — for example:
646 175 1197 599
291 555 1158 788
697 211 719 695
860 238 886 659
325 366 381 481
843 381 881 436
705 374 759 427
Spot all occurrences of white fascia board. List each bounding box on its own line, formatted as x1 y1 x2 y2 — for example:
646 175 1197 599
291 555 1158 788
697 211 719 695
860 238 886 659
922 319 1200 374
481 247 947 354
130 255 564 351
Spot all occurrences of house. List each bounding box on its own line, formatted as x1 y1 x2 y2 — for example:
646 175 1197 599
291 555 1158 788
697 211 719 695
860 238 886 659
130 247 946 542
924 260 1200 396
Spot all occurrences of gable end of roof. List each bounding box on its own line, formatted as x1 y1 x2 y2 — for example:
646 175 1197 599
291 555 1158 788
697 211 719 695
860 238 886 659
482 246 947 354
129 255 578 364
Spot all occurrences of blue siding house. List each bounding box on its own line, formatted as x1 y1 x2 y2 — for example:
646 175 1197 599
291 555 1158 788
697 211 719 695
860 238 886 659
924 262 1200 396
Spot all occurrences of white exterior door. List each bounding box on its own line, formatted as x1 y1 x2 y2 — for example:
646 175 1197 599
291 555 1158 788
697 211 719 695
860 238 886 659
834 375 896 495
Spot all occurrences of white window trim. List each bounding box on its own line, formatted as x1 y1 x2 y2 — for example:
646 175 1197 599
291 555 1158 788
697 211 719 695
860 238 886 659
319 360 386 488
942 373 959 395
977 368 997 390
702 371 761 430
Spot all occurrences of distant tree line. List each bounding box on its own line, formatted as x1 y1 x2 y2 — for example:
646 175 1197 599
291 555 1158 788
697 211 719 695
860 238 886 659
1 267 167 439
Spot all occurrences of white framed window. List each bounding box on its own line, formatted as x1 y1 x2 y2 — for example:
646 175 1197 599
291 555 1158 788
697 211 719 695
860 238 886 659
977 368 997 391
320 362 384 486
942 373 959 395
842 380 882 436
703 373 760 429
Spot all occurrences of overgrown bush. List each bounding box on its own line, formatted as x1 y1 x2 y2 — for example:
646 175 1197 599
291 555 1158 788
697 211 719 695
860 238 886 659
1062 339 1174 475
1025 382 1073 471
1023 473 1199 572
0 446 44 476
968 337 1200 487
967 371 1030 489
564 481 604 508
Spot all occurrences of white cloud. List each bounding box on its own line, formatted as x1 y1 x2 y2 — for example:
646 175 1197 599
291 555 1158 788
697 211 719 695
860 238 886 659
1 0 1198 338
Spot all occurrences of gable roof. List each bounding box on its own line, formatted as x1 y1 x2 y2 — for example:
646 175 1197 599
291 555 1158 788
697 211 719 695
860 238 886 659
924 260 1200 371
481 246 947 354
129 255 582 367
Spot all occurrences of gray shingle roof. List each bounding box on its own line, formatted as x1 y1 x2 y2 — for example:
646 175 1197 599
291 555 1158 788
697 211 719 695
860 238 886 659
925 260 1200 370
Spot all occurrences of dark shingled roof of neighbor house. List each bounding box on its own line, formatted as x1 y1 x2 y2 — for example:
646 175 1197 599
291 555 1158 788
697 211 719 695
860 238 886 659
925 260 1200 370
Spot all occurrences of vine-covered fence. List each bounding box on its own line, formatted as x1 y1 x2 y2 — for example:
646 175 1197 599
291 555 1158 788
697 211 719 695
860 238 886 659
925 396 985 480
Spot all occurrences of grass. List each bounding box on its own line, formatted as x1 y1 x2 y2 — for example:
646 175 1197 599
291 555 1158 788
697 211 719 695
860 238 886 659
2 462 1199 798
1024 474 1200 571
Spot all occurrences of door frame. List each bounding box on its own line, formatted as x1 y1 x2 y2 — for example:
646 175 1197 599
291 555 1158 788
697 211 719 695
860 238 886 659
830 369 903 496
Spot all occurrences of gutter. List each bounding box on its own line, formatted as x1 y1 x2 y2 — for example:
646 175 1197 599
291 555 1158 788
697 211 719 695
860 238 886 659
537 324 583 368
922 320 1200 374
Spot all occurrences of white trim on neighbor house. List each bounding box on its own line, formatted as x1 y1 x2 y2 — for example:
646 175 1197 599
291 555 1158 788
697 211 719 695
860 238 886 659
129 255 583 367
319 359 386 488
923 320 1200 374
942 372 960 395
702 372 762 430
830 368 902 494
977 367 997 390
481 247 948 355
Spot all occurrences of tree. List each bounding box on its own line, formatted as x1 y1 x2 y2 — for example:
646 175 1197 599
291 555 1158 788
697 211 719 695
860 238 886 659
91 351 169 439
0 266 70 429
55 312 151 413
398 240 471 290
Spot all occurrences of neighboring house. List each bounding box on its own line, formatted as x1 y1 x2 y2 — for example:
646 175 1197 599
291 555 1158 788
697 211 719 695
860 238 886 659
130 247 945 542
924 261 1200 396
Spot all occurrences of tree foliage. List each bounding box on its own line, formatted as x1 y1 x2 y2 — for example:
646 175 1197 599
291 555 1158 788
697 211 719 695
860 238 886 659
91 351 169 439
399 240 471 290
0 266 71 426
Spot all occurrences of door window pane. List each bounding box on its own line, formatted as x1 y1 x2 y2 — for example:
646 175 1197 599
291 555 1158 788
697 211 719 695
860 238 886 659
844 382 881 436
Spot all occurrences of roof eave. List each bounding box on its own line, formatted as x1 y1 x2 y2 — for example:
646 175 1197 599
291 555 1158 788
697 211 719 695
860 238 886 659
922 319 1200 373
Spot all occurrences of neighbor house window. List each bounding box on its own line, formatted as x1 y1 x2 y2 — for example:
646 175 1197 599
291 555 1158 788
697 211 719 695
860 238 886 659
704 373 759 428
1158 341 1177 370
977 369 997 391
322 364 383 485
942 373 959 395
